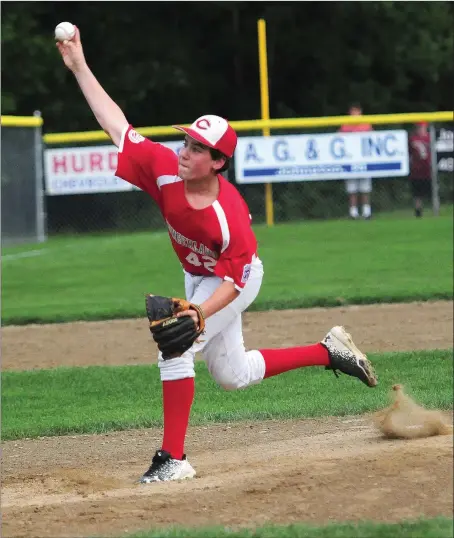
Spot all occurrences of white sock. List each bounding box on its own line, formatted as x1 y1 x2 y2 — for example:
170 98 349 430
362 204 371 218
349 206 359 218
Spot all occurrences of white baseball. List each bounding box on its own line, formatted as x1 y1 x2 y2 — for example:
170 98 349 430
55 22 76 42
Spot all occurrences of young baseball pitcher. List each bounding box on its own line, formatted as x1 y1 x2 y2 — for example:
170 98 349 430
57 26 378 484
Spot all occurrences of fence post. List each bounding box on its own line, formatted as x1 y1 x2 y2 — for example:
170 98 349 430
33 110 47 242
257 18 274 226
429 123 440 217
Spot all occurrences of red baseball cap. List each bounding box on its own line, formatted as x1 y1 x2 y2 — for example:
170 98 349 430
173 115 237 158
417 121 428 127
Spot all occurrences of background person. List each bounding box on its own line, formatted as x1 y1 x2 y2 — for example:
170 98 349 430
339 103 373 220
408 122 432 218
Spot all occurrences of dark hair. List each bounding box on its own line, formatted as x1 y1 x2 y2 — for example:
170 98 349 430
209 148 231 173
349 102 362 111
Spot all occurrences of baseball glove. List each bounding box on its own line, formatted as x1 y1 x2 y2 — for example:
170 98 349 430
145 294 206 360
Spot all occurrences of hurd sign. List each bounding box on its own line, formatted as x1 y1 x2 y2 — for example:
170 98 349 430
44 141 183 195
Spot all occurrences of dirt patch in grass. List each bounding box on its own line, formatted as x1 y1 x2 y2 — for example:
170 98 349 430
3 301 452 371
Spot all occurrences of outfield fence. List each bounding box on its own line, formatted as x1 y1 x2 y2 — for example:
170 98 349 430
1 113 46 245
1 112 453 242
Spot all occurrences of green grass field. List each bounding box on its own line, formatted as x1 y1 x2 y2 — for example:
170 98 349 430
2 213 453 325
3 349 452 441
127 517 453 538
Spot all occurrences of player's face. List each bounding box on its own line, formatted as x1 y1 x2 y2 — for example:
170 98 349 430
178 137 225 180
349 106 362 116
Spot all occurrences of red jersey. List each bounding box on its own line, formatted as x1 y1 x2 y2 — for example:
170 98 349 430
115 126 258 291
339 123 373 133
409 132 431 179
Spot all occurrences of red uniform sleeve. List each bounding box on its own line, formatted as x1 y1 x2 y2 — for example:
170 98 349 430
115 125 178 202
214 203 257 291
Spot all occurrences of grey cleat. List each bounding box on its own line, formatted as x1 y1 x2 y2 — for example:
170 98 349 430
139 450 196 483
321 326 378 387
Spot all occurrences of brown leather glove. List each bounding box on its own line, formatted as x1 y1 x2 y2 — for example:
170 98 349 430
145 295 205 360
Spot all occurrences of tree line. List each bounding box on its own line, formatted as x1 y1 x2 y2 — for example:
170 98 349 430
2 1 453 134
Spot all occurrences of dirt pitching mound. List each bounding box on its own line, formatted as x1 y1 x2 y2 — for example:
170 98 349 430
2 417 453 538
374 384 453 439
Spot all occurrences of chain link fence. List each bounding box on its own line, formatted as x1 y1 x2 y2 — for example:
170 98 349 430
41 121 453 236
1 118 46 245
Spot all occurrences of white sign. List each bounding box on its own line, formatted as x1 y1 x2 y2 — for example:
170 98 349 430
234 130 409 184
435 127 453 173
44 140 184 195
436 128 453 153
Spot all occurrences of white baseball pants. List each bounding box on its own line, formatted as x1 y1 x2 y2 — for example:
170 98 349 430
158 256 266 390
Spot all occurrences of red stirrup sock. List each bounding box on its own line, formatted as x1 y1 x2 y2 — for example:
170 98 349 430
161 378 195 460
261 344 330 378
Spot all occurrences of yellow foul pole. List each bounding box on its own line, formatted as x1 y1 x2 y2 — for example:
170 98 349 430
257 18 274 226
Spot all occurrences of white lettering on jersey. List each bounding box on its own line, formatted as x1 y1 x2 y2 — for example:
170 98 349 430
185 252 217 272
167 221 218 260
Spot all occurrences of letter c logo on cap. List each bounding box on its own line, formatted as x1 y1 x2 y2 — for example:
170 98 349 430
196 118 211 130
